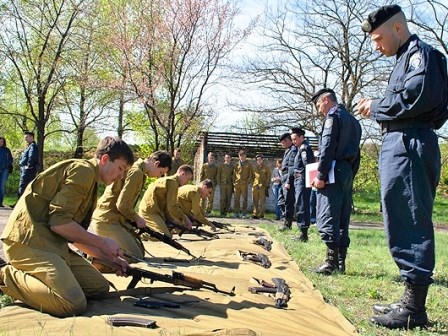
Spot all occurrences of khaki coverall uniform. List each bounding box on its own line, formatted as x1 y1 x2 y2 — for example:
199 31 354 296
233 161 253 215
252 163 271 218
199 163 218 212
138 175 185 237
217 163 234 215
178 185 213 227
91 158 146 260
0 159 109 317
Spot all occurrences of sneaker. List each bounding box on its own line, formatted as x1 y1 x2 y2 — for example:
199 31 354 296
0 204 4 208
241 214 247 219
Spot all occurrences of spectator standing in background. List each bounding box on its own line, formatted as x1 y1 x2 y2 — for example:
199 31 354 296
251 154 271 219
233 149 253 219
167 148 184 176
217 153 234 216
17 131 39 199
0 136 13 207
271 159 282 220
200 152 218 214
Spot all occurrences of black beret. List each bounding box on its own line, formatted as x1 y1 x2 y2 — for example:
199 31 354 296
311 88 335 104
362 5 402 33
24 131 34 137
290 127 305 136
278 132 291 142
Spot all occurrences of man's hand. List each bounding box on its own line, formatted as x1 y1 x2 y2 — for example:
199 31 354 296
184 215 193 230
311 177 325 189
134 215 146 229
357 98 372 118
284 183 290 190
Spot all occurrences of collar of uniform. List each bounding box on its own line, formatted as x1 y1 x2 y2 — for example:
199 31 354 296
328 105 338 115
396 34 418 60
88 158 100 182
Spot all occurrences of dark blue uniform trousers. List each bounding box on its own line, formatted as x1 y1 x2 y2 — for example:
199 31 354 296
278 183 295 220
380 129 440 286
317 160 353 248
294 178 311 229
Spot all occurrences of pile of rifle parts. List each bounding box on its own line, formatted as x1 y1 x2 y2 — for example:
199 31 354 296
248 277 291 309
238 250 271 268
253 237 272 251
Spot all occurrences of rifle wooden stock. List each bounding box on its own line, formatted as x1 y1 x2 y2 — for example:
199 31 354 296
125 266 235 296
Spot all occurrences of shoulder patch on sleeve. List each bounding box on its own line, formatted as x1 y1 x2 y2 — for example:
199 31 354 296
324 118 333 129
301 151 307 159
409 52 422 70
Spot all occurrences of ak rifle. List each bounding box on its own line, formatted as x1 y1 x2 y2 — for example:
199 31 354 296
126 265 235 296
187 216 233 233
167 221 219 239
130 222 198 259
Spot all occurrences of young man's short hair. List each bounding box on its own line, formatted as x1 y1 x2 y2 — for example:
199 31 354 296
201 179 214 189
151 150 172 169
177 164 194 175
95 136 134 165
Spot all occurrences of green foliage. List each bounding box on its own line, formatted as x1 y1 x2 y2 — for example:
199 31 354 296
440 143 448 195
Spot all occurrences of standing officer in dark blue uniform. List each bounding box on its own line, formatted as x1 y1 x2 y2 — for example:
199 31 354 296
18 131 39 199
277 133 297 231
311 89 361 276
358 4 448 330
290 127 315 242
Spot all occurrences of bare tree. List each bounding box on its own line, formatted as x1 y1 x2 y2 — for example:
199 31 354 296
240 0 391 139
0 0 90 166
58 4 117 157
106 0 251 153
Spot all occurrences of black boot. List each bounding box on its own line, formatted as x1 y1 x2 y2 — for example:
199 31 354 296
338 247 347 274
373 282 410 314
278 218 292 231
313 247 339 275
291 228 308 242
370 283 429 329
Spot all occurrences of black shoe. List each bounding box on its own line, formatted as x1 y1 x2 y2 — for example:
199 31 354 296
291 233 308 242
370 283 429 329
370 307 428 329
313 247 339 275
251 215 259 219
0 204 5 208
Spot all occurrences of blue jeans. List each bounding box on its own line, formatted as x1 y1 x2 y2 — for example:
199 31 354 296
272 184 282 219
0 168 9 205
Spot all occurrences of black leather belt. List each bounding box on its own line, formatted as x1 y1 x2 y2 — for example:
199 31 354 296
381 120 434 134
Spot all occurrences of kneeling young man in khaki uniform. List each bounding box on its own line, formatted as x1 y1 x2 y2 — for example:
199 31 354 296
91 151 172 262
178 179 216 230
139 165 193 237
0 137 134 317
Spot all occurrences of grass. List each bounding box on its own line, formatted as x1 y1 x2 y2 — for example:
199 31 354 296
351 189 448 226
261 224 448 336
